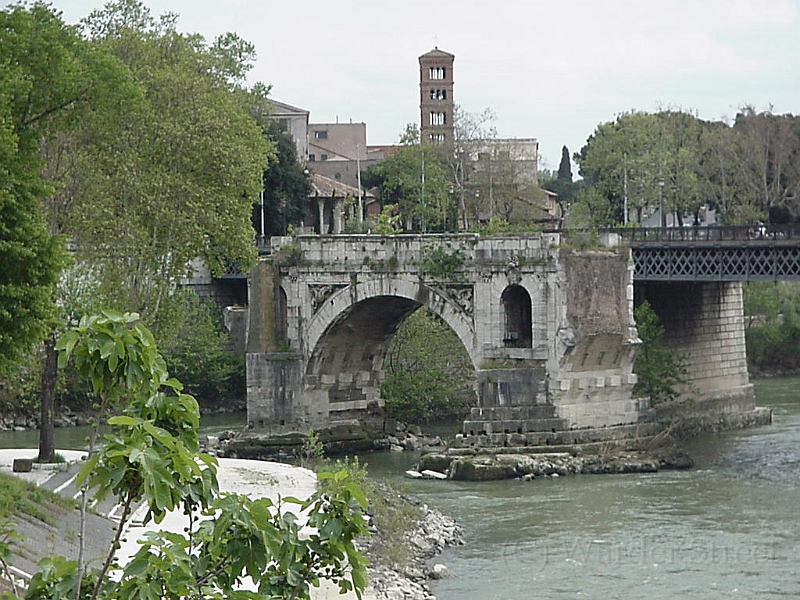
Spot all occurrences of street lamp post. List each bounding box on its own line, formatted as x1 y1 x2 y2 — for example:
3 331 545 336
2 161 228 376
659 178 665 228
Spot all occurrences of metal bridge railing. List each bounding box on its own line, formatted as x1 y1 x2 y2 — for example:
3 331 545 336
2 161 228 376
603 224 800 244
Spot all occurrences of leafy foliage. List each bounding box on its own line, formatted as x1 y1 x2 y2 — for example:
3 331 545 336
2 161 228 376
419 243 466 281
259 119 312 237
17 311 371 600
362 126 454 232
574 107 800 227
0 3 86 371
382 308 474 423
743 282 800 374
633 301 687 404
68 0 271 323
158 295 245 409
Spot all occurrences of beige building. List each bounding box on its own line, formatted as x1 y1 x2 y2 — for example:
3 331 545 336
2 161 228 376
266 99 309 162
306 122 375 189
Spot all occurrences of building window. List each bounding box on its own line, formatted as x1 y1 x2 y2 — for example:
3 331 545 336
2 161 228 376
430 133 445 144
309 154 316 162
430 112 446 126
314 130 328 139
429 89 446 100
320 154 328 161
429 67 445 80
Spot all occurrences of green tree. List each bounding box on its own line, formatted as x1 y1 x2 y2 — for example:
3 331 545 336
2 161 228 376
743 282 800 373
633 301 686 404
576 110 706 226
362 125 453 232
0 2 139 461
729 107 800 223
381 308 474 423
0 3 95 372
259 119 312 238
159 294 244 409
73 0 271 322
557 145 572 182
38 311 370 600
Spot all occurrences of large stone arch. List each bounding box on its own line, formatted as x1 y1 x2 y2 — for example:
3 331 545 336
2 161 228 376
298 277 478 425
305 277 478 369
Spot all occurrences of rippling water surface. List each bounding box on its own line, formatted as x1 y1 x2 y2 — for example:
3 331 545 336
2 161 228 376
3 381 799 598
367 378 800 600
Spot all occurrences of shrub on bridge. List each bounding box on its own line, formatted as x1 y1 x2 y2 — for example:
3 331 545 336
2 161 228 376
419 243 466 282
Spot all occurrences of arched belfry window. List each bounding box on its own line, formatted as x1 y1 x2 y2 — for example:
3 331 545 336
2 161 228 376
501 285 532 348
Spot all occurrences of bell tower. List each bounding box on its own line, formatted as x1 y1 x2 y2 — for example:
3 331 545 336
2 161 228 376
419 47 455 145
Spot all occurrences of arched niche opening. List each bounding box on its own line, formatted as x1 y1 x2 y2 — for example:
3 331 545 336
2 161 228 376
277 287 288 344
501 284 532 348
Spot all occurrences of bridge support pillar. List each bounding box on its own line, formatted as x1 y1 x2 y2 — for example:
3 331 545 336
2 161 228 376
245 353 302 432
245 260 305 433
638 281 757 427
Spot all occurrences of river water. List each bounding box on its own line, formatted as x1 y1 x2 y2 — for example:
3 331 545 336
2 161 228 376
367 377 800 600
3 380 798 598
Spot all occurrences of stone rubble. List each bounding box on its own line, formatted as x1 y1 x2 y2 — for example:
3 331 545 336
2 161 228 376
416 445 694 481
361 494 463 600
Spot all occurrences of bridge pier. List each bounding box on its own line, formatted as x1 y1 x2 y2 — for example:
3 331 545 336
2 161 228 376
636 280 759 429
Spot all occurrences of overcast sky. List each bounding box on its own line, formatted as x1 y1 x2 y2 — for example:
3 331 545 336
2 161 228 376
54 0 800 173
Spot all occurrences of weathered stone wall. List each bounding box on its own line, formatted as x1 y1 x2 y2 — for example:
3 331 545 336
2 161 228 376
246 261 306 433
548 250 641 428
245 352 303 432
244 235 760 442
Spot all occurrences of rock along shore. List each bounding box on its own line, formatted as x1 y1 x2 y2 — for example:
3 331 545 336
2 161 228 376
414 436 695 482
361 483 463 600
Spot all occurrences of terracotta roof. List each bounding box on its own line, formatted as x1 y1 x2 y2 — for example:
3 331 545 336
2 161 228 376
419 47 455 59
309 173 361 197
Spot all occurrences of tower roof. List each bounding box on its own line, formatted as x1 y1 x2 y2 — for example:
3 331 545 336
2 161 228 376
419 47 454 60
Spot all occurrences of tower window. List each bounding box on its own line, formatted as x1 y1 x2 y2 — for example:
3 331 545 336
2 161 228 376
430 89 446 100
430 112 446 125
314 130 328 139
430 134 446 144
429 67 445 80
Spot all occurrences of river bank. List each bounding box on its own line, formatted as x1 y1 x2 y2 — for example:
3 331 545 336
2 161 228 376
361 483 463 600
0 448 462 600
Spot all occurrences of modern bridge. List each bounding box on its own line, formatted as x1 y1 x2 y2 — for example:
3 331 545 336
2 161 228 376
617 224 800 282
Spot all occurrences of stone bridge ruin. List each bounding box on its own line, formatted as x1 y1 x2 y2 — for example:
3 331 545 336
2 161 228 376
242 233 761 446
